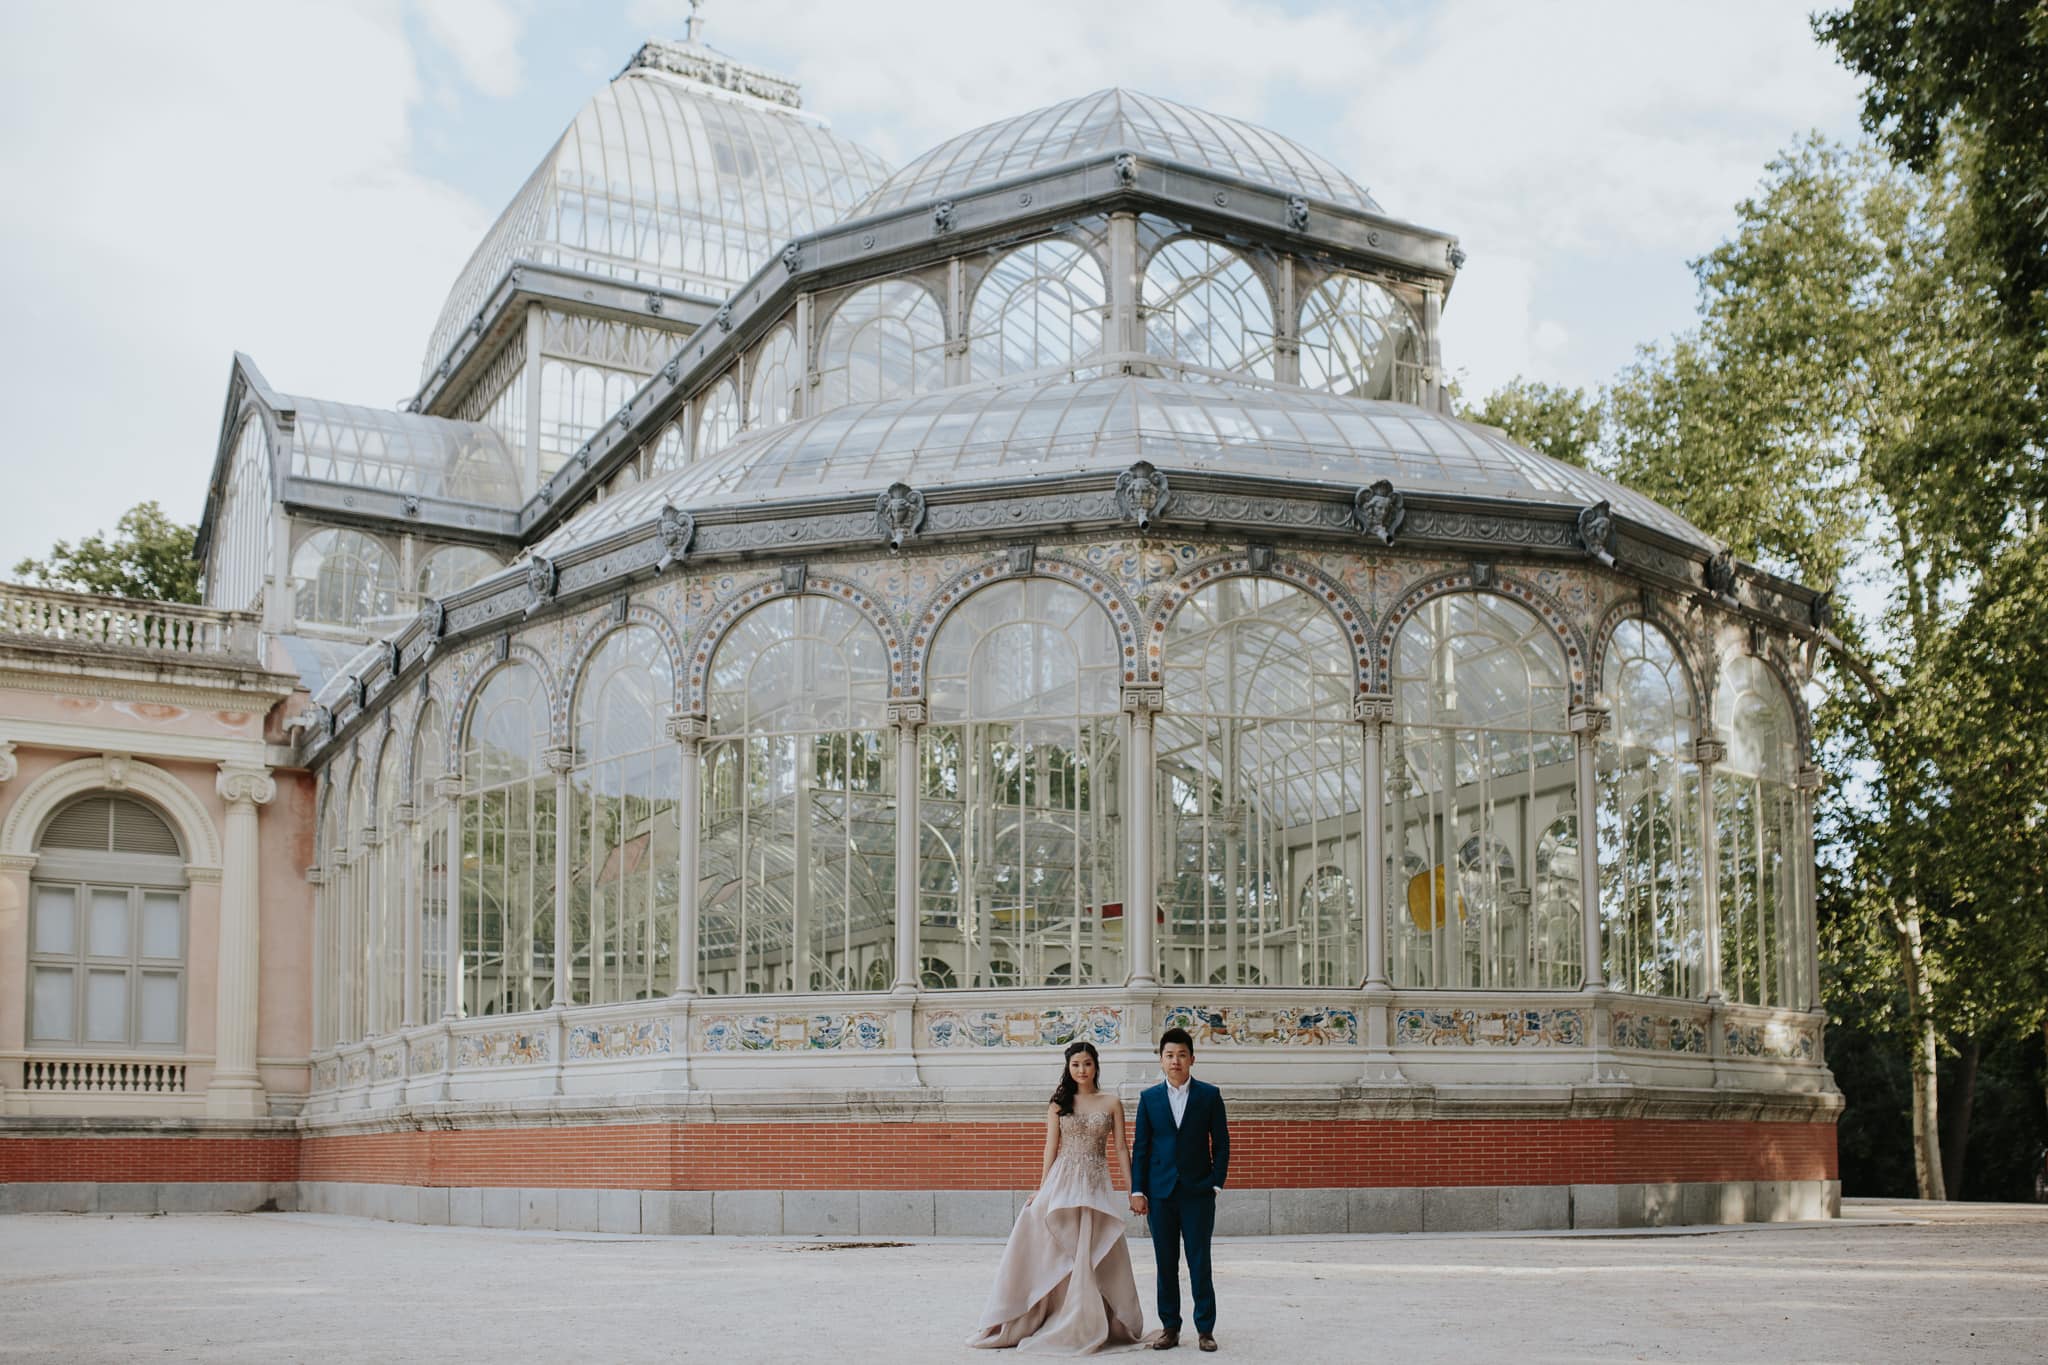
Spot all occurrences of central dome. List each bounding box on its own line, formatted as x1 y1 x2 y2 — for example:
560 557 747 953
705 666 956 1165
851 88 1382 218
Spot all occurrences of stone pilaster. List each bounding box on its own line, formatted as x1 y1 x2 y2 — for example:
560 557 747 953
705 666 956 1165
209 761 275 1116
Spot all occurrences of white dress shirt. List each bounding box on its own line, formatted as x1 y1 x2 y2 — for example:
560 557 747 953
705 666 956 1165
1166 1077 1191 1128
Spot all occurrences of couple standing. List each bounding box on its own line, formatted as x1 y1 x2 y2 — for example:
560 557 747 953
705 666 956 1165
970 1028 1230 1354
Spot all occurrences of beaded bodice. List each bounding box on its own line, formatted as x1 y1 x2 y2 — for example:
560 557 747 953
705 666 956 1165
1053 1109 1114 1187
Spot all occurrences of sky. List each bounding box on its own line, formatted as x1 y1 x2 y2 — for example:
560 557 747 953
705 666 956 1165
0 0 1869 568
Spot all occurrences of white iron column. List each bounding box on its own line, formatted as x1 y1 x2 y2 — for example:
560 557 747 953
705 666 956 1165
1355 694 1394 987
1108 211 1140 358
665 713 705 995
1795 764 1824 1011
210 762 276 1116
1122 687 1162 987
545 747 575 1008
396 803 420 1026
1694 736 1726 1001
1422 284 1445 410
437 773 463 1018
1569 704 1608 990
887 702 925 991
360 824 383 1037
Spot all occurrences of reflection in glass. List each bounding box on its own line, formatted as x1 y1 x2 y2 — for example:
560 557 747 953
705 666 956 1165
291 528 399 630
1298 273 1422 402
417 545 501 601
1717 656 1803 1008
461 664 556 1015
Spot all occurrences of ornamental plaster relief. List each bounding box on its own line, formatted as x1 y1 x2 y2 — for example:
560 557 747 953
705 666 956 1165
1162 1003 1360 1046
1395 1007 1587 1048
1611 1009 1711 1055
922 1005 1122 1049
697 1011 891 1053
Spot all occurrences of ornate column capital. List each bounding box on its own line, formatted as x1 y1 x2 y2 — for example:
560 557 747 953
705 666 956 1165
304 865 326 887
1793 765 1824 793
664 711 708 745
0 740 16 784
1567 703 1610 738
1693 735 1728 766
358 826 384 851
542 746 576 776
1120 686 1165 716
886 700 927 729
432 773 463 801
394 802 418 828
216 762 276 808
1352 692 1395 728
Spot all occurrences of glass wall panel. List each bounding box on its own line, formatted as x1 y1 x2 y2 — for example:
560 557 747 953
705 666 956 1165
373 740 405 1035
921 580 1124 987
1388 593 1580 989
569 628 679 1004
417 546 501 601
1157 579 1364 987
343 769 372 1039
316 792 342 1047
698 379 741 460
1717 656 1803 1007
206 415 273 612
539 358 639 478
460 664 555 1015
1598 620 1704 997
817 281 947 411
747 327 802 429
291 528 399 630
701 598 895 994
647 421 688 475
1297 273 1422 402
969 240 1109 379
1143 238 1276 380
413 701 449 1019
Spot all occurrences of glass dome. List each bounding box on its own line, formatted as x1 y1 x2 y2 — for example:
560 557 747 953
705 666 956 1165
540 374 1709 555
852 88 1382 218
421 39 892 379
286 394 523 507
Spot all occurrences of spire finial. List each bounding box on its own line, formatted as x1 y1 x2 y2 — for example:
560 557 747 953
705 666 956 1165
685 0 705 43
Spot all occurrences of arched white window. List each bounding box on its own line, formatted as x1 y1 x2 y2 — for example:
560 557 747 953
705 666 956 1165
1599 621 1705 998
1389 594 1580 989
701 598 895 995
698 378 741 460
647 421 688 475
28 795 187 1052
747 327 802 429
1158 579 1362 988
413 700 449 1018
816 281 946 411
208 415 274 611
569 627 679 1005
291 528 399 630
922 580 1123 989
417 546 501 601
968 240 1108 380
1716 656 1804 1008
1143 237 1276 380
1297 273 1422 402
460 664 554 1015
343 764 373 1040
372 739 405 1035
315 789 343 1048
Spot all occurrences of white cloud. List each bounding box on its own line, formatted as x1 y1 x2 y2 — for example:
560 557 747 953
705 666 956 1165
416 0 529 99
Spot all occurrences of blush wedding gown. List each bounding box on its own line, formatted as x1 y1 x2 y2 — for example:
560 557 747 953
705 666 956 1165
969 1109 1147 1354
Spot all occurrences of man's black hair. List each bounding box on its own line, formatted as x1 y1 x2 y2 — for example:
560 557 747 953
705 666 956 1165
1159 1026 1195 1055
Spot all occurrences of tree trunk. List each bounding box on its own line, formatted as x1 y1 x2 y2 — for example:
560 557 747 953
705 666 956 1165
1893 903 1948 1200
1941 1034 1980 1200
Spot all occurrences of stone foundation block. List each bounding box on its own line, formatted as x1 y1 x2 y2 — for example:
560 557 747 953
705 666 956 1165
480 1187 520 1229
936 1191 1014 1237
1570 1184 1618 1229
1349 1186 1424 1234
1499 1184 1568 1231
555 1188 599 1233
1640 1181 1683 1227
450 1187 484 1227
417 1186 451 1227
1271 1189 1345 1234
785 1190 859 1235
712 1190 782 1235
858 1189 935 1236
1423 1186 1498 1233
642 1190 713 1235
597 1189 640 1234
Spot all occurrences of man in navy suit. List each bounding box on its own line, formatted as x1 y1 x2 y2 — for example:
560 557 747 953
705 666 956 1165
1129 1026 1229 1352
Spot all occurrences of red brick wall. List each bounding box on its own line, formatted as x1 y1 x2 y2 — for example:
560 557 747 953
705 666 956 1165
2 1117 1836 1189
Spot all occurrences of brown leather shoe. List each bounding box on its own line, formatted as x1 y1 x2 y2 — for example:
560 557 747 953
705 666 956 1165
1151 1330 1180 1350
1198 1334 1218 1352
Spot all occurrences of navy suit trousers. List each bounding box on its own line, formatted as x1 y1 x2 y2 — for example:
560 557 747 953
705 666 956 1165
1145 1187 1217 1334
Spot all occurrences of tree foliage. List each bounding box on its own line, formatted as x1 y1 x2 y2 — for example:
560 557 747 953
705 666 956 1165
1464 379 1600 468
12 501 202 605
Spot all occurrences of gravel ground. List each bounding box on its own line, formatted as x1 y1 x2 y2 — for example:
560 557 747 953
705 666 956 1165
1 1199 2043 1363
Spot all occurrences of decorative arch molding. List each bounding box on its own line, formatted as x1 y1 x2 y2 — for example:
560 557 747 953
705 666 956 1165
816 273 951 339
1144 553 1374 693
1588 598 1710 722
683 573 907 716
961 232 1114 328
0 755 224 870
1374 568 1591 704
1717 641 1815 758
395 679 438 795
364 724 403 809
562 604 688 726
444 641 560 757
1137 229 1285 327
907 552 1143 699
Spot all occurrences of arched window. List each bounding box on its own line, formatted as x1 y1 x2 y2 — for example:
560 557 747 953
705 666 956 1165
1158 579 1362 988
315 788 342 1048
460 664 554 1015
700 597 895 996
922 580 1123 988
417 545 501 601
1598 621 1704 998
28 795 187 1052
1297 273 1422 402
816 281 946 411
968 240 1108 380
291 528 399 630
1143 238 1275 380
698 378 741 460
1389 594 1579 989
747 327 802 429
539 359 638 476
569 627 679 1005
647 421 688 475
208 415 274 611
372 739 405 1035
413 700 449 1019
343 764 373 1041
1716 656 1804 1008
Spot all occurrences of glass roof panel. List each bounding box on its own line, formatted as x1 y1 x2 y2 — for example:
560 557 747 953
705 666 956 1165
285 395 523 507
853 89 1382 218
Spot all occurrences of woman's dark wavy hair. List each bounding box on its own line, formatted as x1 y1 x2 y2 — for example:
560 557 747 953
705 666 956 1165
1051 1041 1101 1115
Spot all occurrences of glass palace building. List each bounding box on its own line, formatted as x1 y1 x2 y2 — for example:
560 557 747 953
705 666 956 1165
0 35 1839 1232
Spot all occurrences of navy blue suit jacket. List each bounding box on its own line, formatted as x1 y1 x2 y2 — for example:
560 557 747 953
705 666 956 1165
1131 1078 1229 1200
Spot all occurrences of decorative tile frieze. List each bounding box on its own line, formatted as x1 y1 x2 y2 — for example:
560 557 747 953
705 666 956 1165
697 1011 891 1053
374 1049 403 1081
1723 1018 1816 1061
1394 1006 1586 1047
1161 1003 1360 1046
342 1053 369 1086
456 1027 553 1068
568 1017 673 1061
408 1038 445 1074
1611 1009 1710 1054
314 1058 339 1091
923 1005 1122 1049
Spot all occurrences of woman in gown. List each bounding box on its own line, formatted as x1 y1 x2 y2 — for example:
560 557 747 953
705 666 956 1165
970 1041 1147 1354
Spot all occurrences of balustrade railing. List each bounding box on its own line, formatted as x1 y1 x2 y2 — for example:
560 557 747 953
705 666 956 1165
23 1057 189 1093
0 583 260 662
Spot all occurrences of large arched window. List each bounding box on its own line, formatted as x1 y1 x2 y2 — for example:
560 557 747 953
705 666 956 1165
208 415 274 611
1143 238 1276 380
373 739 405 1035
569 628 679 1005
413 700 449 1019
1389 594 1580 989
1599 621 1704 998
969 240 1108 380
28 795 187 1052
460 664 554 1015
816 281 946 411
315 789 342 1048
291 528 399 630
1717 656 1804 1008
1297 273 1422 402
698 378 741 460
701 597 895 995
343 764 373 1041
747 328 802 429
922 580 1124 989
1158 579 1363 988
417 545 501 602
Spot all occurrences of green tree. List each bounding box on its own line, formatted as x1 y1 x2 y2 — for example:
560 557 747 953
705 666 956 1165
13 501 202 605
1465 379 1601 468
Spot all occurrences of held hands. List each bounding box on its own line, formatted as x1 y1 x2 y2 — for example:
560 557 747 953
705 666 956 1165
1129 1193 1148 1214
